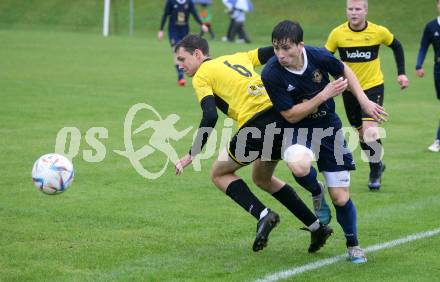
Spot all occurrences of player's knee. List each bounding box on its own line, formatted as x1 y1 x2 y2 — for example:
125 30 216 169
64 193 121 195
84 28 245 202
289 162 311 177
252 173 271 190
210 163 223 187
329 189 350 206
210 170 219 187
362 125 379 142
283 144 314 177
331 196 349 206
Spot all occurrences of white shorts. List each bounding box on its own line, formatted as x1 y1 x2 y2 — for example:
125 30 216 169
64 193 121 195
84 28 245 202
322 170 350 188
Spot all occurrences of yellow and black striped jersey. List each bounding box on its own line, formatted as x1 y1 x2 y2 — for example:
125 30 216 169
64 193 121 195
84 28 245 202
192 49 272 128
325 21 394 90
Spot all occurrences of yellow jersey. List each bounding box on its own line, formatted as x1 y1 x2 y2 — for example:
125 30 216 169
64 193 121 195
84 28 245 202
192 49 272 128
325 21 394 90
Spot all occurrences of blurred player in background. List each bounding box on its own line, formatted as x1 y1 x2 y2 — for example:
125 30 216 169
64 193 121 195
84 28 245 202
197 1 215 39
325 0 408 191
221 0 252 43
415 0 440 152
158 0 208 86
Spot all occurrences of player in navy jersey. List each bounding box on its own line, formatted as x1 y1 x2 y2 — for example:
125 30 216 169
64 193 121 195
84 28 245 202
158 0 208 86
262 20 387 263
416 0 440 152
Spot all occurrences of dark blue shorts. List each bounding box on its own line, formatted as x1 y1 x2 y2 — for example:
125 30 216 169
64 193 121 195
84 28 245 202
169 27 189 47
284 125 356 172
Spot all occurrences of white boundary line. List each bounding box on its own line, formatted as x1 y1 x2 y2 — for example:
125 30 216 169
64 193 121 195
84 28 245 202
255 227 440 282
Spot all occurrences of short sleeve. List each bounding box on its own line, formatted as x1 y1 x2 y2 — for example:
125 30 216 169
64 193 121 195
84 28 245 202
192 72 214 102
380 25 394 46
246 48 261 67
325 28 338 53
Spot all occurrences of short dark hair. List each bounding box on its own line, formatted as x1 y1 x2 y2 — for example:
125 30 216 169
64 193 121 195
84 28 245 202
271 20 303 45
174 34 209 55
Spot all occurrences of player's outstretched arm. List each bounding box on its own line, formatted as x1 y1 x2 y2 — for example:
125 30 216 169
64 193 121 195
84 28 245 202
158 0 171 41
175 96 218 175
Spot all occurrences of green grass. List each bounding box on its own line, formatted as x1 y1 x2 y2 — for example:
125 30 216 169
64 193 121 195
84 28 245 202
0 0 436 43
1 7 440 281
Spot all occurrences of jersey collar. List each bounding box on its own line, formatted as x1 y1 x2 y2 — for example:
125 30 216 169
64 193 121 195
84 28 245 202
348 20 368 32
437 17 440 26
201 57 211 64
284 47 308 75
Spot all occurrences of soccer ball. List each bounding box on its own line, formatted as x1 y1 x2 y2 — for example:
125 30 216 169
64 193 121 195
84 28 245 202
32 153 74 195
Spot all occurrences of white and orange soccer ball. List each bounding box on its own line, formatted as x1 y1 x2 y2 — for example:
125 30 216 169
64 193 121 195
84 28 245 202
32 153 74 195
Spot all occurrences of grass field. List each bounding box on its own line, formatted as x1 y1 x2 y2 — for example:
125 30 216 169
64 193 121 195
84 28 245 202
1 3 440 281
0 0 436 42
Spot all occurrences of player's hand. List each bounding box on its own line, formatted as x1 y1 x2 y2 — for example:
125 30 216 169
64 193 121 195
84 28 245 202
397 74 409 90
416 68 425 78
321 77 348 100
201 24 209 33
157 31 164 41
175 154 193 176
361 100 388 123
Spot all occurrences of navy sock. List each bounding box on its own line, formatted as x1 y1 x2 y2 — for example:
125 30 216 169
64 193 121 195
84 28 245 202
294 166 321 197
436 120 440 140
225 179 266 220
175 65 184 80
272 184 317 226
334 199 359 247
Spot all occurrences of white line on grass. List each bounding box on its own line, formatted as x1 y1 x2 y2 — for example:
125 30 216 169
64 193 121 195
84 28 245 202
255 227 440 282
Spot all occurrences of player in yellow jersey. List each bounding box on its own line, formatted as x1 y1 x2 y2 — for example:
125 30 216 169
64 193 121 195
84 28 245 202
325 0 409 191
173 34 333 253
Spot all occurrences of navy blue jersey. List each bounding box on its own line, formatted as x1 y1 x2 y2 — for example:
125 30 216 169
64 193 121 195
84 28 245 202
160 0 203 32
262 46 344 128
416 18 440 69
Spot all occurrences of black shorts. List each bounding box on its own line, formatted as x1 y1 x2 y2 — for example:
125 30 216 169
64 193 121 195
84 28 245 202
228 107 284 165
342 84 384 128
